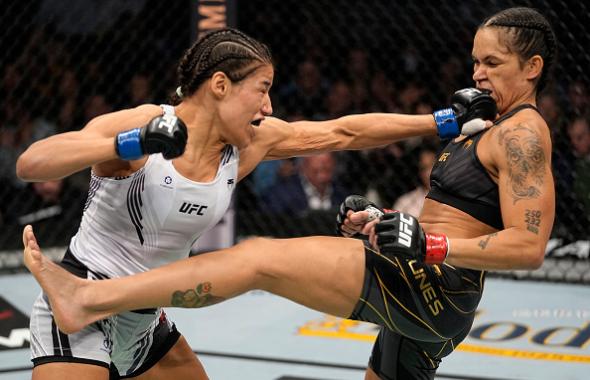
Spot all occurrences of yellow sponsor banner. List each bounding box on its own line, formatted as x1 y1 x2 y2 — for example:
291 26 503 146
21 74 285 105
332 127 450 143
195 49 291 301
298 315 377 342
297 316 590 363
299 327 376 342
456 343 590 363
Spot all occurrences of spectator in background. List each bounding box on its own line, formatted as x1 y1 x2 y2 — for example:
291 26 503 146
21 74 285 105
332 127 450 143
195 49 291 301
536 91 578 239
127 72 155 107
69 93 115 192
16 103 57 149
278 59 328 119
567 80 589 118
400 44 421 76
322 80 373 197
346 48 371 84
0 97 56 191
538 92 565 133
567 114 590 238
1 179 84 249
83 93 114 122
438 56 466 103
368 71 400 112
0 63 24 100
0 125 20 203
393 146 437 218
346 48 372 113
363 88 435 206
391 81 431 162
568 114 590 160
56 69 84 133
322 80 355 119
398 80 427 113
260 153 348 215
251 158 299 199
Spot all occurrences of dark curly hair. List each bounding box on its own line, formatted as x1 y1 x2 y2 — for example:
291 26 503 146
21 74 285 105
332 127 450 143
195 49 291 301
170 28 273 105
481 7 557 93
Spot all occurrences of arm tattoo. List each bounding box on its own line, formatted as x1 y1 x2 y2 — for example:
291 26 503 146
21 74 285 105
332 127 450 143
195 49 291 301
170 281 226 308
525 209 542 234
497 124 546 204
478 233 498 250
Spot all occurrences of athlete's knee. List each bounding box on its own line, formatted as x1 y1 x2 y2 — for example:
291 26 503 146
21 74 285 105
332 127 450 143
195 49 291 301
233 236 273 262
232 236 277 278
235 236 271 250
233 237 287 284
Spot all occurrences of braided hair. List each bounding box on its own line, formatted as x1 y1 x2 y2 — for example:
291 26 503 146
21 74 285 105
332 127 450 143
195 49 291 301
170 28 273 105
481 7 556 92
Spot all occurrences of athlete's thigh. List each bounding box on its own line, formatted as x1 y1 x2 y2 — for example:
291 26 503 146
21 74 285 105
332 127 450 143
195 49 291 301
133 336 208 380
367 327 438 380
245 236 366 318
32 362 109 380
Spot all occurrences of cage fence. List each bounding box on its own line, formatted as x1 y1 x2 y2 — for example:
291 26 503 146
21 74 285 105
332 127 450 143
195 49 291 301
0 0 588 283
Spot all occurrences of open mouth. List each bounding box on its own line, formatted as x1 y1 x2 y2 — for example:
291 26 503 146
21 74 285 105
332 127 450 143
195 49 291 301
251 119 263 127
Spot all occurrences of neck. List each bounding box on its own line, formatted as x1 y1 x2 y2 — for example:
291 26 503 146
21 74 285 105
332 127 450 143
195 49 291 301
501 92 537 116
174 96 225 156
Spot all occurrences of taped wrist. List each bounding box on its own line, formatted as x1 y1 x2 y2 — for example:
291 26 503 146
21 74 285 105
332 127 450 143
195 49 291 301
433 108 460 139
424 233 449 265
115 128 144 160
365 205 384 221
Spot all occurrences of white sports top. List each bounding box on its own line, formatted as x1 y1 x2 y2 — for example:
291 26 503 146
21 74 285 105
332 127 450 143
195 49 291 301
69 105 239 278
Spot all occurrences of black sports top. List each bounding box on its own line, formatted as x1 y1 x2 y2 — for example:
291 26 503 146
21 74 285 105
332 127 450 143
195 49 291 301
426 104 539 230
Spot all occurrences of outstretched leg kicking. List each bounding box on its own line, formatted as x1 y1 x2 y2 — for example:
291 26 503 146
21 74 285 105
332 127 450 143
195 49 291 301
23 225 367 334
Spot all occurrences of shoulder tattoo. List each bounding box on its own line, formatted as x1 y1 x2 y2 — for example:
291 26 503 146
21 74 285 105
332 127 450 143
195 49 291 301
497 124 546 204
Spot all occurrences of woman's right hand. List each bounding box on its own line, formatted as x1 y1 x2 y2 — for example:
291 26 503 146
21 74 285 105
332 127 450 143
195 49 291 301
336 195 383 237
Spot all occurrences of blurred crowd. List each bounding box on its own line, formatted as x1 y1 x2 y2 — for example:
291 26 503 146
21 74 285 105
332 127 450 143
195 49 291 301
1 2 589 249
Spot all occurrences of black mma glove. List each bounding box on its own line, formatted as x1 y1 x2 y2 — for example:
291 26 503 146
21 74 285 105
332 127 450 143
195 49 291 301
375 212 449 265
433 88 497 139
336 195 384 237
115 114 188 160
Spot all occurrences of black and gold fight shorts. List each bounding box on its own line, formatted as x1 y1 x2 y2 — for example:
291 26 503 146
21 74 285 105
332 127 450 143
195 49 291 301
349 241 485 380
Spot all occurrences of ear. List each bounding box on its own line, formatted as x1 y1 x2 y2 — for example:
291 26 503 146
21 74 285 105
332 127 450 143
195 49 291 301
526 55 544 81
209 71 230 99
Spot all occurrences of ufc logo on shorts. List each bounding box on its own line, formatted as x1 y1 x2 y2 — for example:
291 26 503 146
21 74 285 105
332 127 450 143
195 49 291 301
398 213 413 248
158 115 177 134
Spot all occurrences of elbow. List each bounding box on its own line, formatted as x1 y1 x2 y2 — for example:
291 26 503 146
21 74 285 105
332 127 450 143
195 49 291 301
16 149 43 182
525 246 546 270
528 252 545 270
16 153 34 181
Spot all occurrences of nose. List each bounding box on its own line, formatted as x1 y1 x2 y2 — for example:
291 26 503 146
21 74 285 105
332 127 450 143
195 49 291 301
262 93 273 116
473 64 485 83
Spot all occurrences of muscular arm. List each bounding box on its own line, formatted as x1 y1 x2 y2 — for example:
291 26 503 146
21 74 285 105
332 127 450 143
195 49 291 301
445 121 555 270
261 114 437 159
237 114 438 180
16 104 162 181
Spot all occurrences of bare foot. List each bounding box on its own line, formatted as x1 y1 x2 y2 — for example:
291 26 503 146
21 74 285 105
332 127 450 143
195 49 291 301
22 225 111 334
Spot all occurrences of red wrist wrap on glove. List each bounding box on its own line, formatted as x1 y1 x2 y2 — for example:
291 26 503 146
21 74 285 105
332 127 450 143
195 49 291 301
424 233 449 265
